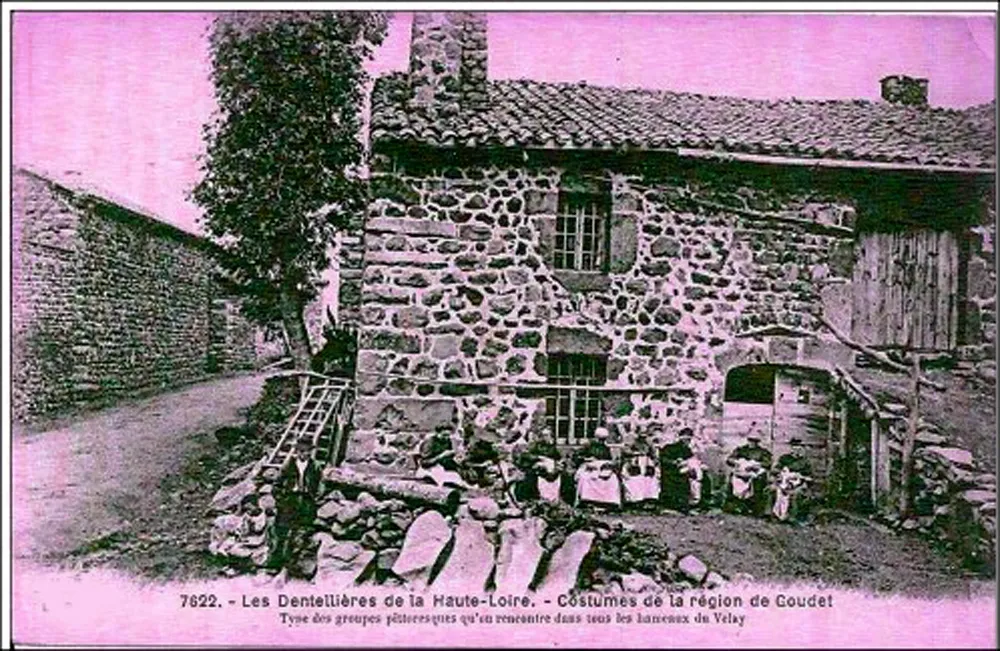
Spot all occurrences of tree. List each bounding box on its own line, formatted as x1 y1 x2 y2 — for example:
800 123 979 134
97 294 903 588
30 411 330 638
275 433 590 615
192 11 387 370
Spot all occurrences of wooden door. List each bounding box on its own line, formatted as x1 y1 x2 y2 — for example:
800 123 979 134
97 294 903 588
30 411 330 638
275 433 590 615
851 230 959 351
772 367 832 480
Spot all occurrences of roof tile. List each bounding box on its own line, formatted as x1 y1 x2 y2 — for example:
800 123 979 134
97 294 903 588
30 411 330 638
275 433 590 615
372 72 996 170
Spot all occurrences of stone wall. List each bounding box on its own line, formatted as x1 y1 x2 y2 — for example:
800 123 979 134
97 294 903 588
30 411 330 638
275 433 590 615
347 156 877 471
958 197 997 372
12 168 263 422
210 461 727 593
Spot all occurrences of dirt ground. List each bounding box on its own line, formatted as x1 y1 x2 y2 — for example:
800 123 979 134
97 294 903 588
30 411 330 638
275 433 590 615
12 372 267 572
606 510 994 599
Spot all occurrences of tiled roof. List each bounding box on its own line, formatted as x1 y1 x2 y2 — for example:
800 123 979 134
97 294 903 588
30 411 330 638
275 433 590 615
371 72 996 170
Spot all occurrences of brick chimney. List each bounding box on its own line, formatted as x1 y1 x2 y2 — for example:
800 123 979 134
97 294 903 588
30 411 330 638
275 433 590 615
409 12 488 117
880 74 929 107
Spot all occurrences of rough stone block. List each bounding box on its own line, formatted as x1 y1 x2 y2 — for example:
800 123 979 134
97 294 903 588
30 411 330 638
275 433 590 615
360 330 421 353
495 517 546 594
431 517 495 592
392 511 453 589
534 530 595 596
547 326 612 356
609 214 638 273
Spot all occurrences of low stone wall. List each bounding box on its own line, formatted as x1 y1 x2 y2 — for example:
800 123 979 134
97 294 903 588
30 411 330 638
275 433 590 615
208 463 726 593
908 442 996 573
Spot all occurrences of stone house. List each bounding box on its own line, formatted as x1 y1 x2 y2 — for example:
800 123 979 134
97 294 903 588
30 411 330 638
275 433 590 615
340 12 996 498
11 166 275 422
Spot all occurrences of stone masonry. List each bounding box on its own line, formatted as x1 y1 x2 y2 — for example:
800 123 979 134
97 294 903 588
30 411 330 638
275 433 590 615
345 11 996 484
347 156 896 469
11 167 263 422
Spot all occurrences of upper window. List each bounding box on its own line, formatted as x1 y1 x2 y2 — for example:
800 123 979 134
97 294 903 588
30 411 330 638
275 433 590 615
554 188 609 272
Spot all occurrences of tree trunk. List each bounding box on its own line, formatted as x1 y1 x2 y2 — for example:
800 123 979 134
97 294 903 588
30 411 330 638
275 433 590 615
278 283 312 373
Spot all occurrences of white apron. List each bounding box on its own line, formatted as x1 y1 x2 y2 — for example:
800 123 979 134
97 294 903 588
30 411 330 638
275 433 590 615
534 457 562 503
771 469 805 521
623 456 660 503
680 457 705 506
575 460 622 507
730 459 762 500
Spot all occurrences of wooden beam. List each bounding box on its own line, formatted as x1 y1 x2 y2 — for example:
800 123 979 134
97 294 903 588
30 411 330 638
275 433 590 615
878 421 892 501
870 418 880 508
684 196 855 237
675 147 996 176
817 314 946 392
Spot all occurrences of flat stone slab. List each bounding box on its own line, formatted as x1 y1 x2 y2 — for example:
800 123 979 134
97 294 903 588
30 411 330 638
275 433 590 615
367 217 457 238
922 446 974 468
534 530 595 597
494 517 547 594
365 250 449 268
209 473 257 514
431 518 495 593
962 489 996 505
392 510 453 589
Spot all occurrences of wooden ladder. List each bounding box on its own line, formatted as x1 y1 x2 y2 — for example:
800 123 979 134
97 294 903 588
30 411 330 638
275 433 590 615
263 375 355 469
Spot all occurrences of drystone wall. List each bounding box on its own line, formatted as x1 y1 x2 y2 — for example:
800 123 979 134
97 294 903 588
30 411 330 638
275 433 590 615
12 169 260 422
959 199 997 370
348 159 862 471
209 462 728 593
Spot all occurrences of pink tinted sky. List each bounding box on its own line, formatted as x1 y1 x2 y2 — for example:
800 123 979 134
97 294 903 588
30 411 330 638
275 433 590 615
13 11 996 234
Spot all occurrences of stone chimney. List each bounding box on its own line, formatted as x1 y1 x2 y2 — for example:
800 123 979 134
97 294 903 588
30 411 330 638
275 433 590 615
880 74 929 107
409 12 488 117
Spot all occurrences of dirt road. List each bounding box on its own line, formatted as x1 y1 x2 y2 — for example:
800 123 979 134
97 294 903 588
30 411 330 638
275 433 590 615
12 373 267 563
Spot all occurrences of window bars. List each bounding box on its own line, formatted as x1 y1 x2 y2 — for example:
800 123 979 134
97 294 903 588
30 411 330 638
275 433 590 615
546 354 607 445
554 190 608 272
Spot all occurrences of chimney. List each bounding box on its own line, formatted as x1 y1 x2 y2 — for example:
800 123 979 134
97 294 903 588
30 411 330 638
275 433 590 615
409 12 488 117
880 74 929 107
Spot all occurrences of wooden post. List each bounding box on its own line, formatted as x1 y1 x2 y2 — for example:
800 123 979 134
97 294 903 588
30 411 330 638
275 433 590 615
870 418 880 508
839 402 849 458
878 426 892 500
899 353 921 517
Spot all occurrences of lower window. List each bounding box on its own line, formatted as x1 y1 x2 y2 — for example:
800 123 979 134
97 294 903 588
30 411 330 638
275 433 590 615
546 354 607 445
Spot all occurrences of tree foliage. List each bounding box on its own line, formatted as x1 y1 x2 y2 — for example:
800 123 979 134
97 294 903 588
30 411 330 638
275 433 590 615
192 11 387 363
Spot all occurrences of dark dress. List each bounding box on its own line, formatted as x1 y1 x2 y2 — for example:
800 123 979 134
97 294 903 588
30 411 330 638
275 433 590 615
270 457 322 573
776 452 812 476
659 440 693 511
514 439 563 502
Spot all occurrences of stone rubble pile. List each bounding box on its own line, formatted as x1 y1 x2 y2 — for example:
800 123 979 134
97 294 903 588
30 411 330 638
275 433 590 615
208 461 727 594
883 417 996 573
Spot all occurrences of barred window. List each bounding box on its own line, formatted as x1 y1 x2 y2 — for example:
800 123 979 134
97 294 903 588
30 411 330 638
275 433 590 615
546 354 606 445
554 189 609 272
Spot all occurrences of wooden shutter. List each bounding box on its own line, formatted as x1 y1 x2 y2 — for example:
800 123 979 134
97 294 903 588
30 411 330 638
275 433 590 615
851 230 959 351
